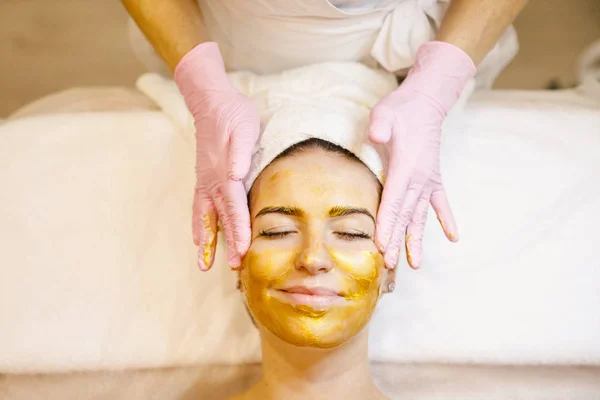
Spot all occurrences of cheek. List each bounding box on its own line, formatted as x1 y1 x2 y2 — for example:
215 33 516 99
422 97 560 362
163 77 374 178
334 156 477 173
330 249 382 278
242 246 296 287
241 246 298 337
329 249 384 295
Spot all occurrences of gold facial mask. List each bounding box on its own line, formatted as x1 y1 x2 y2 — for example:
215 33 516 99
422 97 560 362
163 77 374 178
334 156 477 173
203 214 216 267
244 148 384 348
241 247 384 348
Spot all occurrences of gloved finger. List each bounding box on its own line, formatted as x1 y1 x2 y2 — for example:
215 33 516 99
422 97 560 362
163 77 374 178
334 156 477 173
192 194 219 271
228 103 260 181
192 189 202 247
374 161 412 252
367 105 394 144
383 220 405 270
214 192 242 269
382 183 423 268
430 188 459 242
224 178 252 257
405 191 432 269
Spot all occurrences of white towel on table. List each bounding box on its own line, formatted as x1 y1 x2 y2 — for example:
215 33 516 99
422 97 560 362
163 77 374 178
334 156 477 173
1 62 599 373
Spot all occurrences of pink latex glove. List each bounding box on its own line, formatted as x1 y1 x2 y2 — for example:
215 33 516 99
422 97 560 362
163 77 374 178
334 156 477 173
175 42 260 271
368 41 476 270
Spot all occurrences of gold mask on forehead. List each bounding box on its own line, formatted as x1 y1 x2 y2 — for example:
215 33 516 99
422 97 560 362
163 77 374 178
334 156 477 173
240 142 387 349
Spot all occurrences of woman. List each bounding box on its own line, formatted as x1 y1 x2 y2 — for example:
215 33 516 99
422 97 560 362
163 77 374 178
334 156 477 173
233 137 395 400
122 0 527 274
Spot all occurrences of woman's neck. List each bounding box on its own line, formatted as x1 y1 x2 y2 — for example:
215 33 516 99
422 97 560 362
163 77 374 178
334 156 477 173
245 329 385 400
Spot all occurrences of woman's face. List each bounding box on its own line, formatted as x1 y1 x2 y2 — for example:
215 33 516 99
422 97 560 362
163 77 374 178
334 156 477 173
241 149 387 348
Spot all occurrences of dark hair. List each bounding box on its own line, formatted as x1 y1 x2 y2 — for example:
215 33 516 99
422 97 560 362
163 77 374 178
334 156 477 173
248 138 383 202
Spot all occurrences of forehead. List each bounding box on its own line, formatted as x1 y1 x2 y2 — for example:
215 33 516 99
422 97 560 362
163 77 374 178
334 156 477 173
250 150 380 215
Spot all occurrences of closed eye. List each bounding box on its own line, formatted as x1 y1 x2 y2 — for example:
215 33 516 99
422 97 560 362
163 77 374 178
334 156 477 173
334 231 372 241
259 230 296 240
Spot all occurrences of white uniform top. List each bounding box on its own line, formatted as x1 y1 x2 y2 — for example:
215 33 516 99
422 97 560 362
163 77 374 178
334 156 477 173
129 0 518 88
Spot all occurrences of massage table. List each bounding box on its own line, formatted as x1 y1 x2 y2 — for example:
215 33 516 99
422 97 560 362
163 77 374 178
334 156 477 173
1 67 599 398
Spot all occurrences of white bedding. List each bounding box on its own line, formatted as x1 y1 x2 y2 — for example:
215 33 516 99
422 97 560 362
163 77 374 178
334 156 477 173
371 88 600 365
0 64 599 373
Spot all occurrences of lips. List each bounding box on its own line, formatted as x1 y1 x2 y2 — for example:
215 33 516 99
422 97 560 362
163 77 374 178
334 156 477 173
275 286 344 309
282 286 340 296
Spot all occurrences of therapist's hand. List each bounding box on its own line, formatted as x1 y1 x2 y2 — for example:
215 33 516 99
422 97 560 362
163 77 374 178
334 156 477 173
368 41 475 270
175 42 260 271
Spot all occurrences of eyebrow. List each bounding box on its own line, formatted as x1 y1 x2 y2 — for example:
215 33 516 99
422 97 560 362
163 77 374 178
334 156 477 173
328 206 375 224
255 206 304 219
254 205 375 223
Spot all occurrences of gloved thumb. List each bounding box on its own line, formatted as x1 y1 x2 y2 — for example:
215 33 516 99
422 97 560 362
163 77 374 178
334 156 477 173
368 105 394 144
228 118 260 181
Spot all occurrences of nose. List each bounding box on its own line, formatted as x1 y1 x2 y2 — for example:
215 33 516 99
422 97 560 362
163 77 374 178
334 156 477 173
294 234 333 275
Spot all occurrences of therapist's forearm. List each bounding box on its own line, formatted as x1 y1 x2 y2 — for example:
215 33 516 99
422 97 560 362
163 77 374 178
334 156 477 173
121 0 207 71
436 0 529 65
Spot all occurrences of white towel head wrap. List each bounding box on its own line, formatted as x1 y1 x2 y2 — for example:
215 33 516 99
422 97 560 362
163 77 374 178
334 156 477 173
229 63 397 192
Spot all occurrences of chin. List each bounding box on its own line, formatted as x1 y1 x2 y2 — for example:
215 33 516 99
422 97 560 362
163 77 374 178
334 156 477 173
273 329 351 349
264 314 367 349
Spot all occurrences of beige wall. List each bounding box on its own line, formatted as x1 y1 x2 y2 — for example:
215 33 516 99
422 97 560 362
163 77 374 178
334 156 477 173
1 0 599 116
